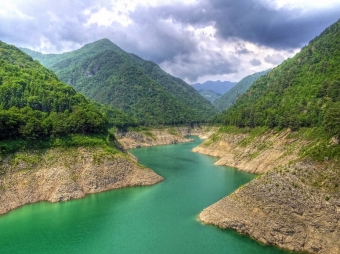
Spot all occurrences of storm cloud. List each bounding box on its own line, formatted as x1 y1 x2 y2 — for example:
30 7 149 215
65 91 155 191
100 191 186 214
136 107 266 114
0 0 339 82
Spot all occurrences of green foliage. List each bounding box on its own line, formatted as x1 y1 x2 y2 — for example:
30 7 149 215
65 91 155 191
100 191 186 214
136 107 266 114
0 40 114 145
22 39 217 126
213 69 270 112
0 134 117 155
0 40 138 150
216 19 340 145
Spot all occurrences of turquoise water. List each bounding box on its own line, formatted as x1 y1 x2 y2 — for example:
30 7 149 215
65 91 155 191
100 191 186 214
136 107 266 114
0 137 296 254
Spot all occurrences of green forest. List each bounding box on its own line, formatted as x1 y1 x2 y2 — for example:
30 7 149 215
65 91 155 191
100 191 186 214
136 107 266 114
22 39 217 126
216 20 340 138
0 41 138 153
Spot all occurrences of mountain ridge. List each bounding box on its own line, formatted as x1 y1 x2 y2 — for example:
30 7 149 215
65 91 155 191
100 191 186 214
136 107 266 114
213 69 270 111
22 39 217 125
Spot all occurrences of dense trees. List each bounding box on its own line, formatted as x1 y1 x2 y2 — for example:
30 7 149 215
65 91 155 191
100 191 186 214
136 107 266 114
22 38 217 125
0 41 135 141
216 19 340 139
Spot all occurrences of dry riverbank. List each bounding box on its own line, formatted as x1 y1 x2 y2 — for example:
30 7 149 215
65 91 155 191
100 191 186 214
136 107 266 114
0 146 163 215
116 126 217 150
194 128 340 254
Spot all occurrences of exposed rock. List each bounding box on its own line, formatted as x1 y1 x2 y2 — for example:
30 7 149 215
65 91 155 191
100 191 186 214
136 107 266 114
116 126 217 150
0 147 163 215
195 128 340 253
193 129 307 174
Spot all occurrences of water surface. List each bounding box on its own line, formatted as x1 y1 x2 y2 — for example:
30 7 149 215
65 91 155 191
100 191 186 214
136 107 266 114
0 137 296 253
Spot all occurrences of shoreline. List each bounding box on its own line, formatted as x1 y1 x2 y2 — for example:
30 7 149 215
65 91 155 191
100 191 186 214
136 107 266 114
193 128 340 254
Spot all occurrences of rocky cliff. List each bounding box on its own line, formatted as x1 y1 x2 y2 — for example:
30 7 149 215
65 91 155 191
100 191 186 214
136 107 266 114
116 126 217 150
0 146 163 215
193 128 307 174
195 128 340 253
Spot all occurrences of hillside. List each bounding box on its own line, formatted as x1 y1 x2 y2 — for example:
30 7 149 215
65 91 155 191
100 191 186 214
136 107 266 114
22 39 217 125
191 80 236 94
0 40 109 142
0 40 163 214
213 69 270 111
197 89 221 103
219 20 340 139
195 19 340 253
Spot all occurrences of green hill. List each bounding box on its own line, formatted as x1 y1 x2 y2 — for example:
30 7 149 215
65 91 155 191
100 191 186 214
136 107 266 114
22 39 217 125
0 40 139 155
213 70 270 111
218 20 340 135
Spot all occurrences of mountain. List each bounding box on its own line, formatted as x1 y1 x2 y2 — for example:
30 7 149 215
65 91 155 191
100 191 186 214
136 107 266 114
22 39 217 125
219 19 340 142
212 19 340 164
197 89 222 103
213 69 270 111
196 19 340 254
0 40 110 143
191 80 237 94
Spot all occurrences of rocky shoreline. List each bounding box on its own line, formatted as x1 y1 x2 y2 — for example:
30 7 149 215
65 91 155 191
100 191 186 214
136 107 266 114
0 146 163 215
116 126 217 150
194 129 340 254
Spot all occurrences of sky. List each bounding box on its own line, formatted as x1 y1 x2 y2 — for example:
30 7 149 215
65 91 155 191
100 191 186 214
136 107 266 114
0 0 340 83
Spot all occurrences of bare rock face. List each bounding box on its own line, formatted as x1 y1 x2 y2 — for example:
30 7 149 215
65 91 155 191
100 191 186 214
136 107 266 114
193 129 307 174
116 126 217 150
195 129 340 253
0 147 163 215
199 165 340 254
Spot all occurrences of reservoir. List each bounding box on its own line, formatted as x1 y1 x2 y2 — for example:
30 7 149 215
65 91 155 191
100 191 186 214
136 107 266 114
0 137 295 253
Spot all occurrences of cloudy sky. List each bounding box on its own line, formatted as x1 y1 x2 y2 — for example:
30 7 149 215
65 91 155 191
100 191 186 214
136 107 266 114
1 0 340 83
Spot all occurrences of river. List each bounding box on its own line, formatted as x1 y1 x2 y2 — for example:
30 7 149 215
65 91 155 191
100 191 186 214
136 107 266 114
0 137 296 253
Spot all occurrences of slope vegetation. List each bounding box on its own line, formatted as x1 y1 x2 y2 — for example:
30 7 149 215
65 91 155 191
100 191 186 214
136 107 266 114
213 69 270 111
0 41 163 215
220 21 340 138
22 39 217 125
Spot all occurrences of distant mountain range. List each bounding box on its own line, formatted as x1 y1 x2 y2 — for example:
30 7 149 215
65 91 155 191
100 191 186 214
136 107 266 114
213 70 270 111
22 39 217 125
191 80 237 95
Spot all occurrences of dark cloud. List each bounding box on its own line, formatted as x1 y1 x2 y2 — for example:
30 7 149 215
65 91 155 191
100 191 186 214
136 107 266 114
250 59 262 66
1 0 340 82
162 50 240 82
144 0 340 50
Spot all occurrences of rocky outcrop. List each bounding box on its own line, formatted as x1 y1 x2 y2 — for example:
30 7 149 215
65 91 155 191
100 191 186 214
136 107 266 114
0 146 163 215
195 128 340 253
116 126 217 150
193 129 308 174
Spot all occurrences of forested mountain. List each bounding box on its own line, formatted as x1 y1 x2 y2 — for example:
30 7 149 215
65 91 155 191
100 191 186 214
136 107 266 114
213 70 270 111
22 39 217 125
197 89 221 103
216 19 340 139
191 80 236 94
0 40 111 142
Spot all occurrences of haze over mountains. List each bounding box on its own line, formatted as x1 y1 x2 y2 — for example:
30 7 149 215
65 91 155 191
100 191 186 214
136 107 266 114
213 69 270 111
192 80 237 95
22 39 217 126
